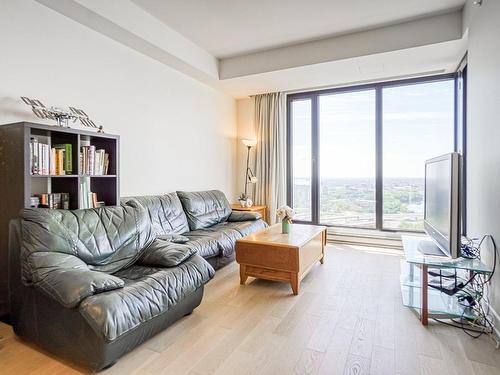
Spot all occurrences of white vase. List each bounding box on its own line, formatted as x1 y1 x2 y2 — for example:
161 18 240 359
239 200 246 207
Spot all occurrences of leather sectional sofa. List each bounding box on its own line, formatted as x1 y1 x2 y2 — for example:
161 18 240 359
9 190 267 371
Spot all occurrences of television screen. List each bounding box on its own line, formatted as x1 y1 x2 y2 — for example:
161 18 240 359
425 157 451 238
423 152 460 258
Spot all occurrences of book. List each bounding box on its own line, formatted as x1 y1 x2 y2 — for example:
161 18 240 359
50 148 56 175
88 145 95 175
40 143 49 175
55 149 65 175
53 144 72 174
61 193 70 210
80 179 96 208
31 138 39 175
104 153 109 175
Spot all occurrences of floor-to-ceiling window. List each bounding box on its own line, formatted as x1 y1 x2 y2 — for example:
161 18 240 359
319 89 376 228
382 81 455 231
290 98 313 221
287 74 457 232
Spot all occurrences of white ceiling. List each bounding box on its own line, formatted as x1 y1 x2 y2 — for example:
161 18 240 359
132 0 465 58
218 38 467 98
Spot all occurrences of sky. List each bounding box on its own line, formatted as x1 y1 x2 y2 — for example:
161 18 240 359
291 79 455 179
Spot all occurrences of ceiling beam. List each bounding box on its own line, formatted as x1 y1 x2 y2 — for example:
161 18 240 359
219 11 463 79
35 0 220 87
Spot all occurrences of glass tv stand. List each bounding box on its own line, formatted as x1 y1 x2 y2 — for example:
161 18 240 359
401 235 493 325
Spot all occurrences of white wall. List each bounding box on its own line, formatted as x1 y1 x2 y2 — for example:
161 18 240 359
464 0 500 319
0 0 237 198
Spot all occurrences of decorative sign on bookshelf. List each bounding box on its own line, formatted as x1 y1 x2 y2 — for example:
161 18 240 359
20 96 104 132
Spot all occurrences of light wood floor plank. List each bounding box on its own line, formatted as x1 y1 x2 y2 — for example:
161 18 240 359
1 244 499 375
349 318 376 359
370 345 395 375
318 327 354 375
419 355 449 375
344 353 371 375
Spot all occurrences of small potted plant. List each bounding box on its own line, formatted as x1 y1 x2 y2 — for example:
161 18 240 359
276 205 295 234
238 193 248 207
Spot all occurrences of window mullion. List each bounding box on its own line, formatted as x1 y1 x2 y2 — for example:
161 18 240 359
375 87 383 230
311 94 320 224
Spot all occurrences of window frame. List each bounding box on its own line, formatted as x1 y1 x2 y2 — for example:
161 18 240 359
286 73 459 233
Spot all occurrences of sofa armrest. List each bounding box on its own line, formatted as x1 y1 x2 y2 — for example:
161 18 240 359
29 252 124 308
227 211 262 222
138 239 197 267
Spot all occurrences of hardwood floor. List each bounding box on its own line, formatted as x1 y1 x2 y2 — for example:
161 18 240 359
1 244 499 374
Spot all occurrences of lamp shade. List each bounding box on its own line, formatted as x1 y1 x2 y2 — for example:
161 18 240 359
242 139 257 147
250 176 258 183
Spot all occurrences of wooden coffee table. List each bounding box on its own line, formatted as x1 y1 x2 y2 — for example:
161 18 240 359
235 223 327 295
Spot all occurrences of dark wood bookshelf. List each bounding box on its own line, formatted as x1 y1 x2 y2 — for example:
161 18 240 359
0 121 120 321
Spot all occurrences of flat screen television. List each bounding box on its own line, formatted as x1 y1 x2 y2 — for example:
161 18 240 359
420 152 461 258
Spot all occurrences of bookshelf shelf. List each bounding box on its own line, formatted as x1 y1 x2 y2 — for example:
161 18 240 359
31 174 80 178
83 174 117 177
0 121 120 318
32 174 118 178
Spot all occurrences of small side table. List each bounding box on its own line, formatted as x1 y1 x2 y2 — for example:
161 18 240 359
231 204 268 224
401 235 492 326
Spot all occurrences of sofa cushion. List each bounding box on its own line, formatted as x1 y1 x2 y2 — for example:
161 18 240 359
227 211 262 222
183 236 219 258
176 190 231 230
222 219 268 237
122 193 190 235
20 206 153 278
79 254 214 342
28 252 124 308
138 239 197 267
184 223 242 258
156 234 190 244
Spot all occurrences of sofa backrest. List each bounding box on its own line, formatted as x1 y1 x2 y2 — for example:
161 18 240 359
20 206 153 277
176 190 231 230
122 193 190 235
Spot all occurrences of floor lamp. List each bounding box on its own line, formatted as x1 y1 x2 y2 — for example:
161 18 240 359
242 139 258 199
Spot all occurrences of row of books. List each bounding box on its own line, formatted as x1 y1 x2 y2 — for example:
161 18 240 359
30 191 105 209
30 138 72 175
30 193 70 209
80 146 110 176
80 180 105 208
30 139 111 176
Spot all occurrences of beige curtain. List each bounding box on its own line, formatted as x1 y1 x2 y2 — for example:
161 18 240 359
253 92 286 224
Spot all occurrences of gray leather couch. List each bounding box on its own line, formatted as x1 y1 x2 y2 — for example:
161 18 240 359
123 190 268 269
9 190 266 371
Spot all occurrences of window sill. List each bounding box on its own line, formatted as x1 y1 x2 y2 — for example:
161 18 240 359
327 227 426 249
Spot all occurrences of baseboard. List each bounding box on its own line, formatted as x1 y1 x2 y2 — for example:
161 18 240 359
484 300 500 341
328 233 403 249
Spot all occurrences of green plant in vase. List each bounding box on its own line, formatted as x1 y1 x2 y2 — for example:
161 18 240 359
276 205 295 234
238 192 248 207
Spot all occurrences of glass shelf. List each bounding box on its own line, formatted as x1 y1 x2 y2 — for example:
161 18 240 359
401 284 476 320
400 273 483 300
402 235 493 274
400 260 471 286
